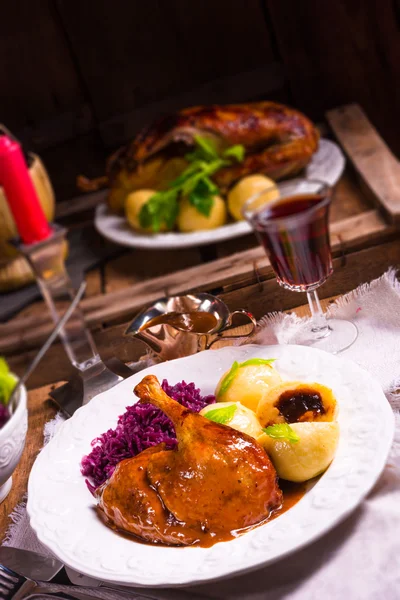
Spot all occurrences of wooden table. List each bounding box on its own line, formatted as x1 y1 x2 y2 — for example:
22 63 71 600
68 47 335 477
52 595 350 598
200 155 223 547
3 104 400 391
0 299 330 543
1 102 400 540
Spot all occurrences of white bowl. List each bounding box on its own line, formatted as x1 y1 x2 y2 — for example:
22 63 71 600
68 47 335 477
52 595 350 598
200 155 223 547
0 385 28 503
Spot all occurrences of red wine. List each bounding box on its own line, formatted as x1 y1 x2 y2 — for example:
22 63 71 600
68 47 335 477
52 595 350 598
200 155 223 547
253 193 332 290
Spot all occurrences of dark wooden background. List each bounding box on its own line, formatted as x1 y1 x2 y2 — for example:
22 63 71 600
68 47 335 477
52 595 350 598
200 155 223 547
1 0 399 202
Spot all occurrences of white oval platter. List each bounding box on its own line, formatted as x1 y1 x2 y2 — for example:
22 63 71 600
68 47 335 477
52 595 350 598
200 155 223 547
27 344 394 587
94 139 345 249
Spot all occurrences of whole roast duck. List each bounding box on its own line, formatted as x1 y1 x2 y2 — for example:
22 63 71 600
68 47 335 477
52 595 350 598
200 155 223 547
79 102 319 202
96 375 282 546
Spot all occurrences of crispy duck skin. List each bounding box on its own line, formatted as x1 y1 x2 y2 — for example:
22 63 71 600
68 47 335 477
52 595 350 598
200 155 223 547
107 102 319 190
96 375 282 547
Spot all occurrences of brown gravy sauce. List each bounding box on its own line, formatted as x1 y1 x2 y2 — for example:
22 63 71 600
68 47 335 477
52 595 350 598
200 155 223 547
100 480 308 548
277 389 325 423
140 311 218 334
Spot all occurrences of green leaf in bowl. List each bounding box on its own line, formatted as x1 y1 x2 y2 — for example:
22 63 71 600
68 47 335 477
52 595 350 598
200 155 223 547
0 357 17 405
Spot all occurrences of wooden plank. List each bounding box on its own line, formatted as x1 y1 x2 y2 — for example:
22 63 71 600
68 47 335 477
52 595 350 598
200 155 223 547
266 0 400 155
55 190 107 219
38 132 107 203
16 104 94 151
221 237 400 317
98 65 286 148
0 210 393 356
57 0 277 121
103 247 204 294
6 236 400 389
326 104 400 223
0 1 87 133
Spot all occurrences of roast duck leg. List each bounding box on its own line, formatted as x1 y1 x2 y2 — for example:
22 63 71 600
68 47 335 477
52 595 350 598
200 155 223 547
96 375 282 546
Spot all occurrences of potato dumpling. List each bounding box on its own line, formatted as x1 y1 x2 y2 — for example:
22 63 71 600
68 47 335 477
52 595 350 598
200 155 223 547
200 401 264 439
107 187 128 214
125 189 168 233
215 359 282 413
227 175 279 221
257 381 338 428
258 421 340 482
177 195 226 232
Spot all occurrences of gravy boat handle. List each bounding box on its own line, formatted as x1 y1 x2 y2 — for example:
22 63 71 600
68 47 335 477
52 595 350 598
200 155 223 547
207 309 256 348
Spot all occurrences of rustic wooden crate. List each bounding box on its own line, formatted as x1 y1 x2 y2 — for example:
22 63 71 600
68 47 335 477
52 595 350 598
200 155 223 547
2 104 400 388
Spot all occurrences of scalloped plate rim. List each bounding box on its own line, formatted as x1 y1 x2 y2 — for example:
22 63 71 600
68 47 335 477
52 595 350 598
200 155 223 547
27 344 394 587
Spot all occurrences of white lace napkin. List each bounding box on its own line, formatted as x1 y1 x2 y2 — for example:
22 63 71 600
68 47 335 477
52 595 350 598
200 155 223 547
3 269 400 599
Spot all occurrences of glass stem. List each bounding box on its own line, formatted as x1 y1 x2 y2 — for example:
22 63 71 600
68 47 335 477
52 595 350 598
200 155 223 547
306 290 331 339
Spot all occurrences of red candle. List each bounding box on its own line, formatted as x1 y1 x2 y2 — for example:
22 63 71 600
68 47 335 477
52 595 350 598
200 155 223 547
0 135 52 245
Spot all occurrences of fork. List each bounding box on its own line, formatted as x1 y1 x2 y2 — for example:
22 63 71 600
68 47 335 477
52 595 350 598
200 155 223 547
0 563 170 600
0 564 209 600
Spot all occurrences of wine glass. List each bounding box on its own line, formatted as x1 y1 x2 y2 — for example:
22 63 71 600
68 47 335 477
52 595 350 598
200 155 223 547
242 178 358 353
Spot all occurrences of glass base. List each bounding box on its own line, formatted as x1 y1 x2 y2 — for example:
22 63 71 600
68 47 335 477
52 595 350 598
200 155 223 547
307 318 358 354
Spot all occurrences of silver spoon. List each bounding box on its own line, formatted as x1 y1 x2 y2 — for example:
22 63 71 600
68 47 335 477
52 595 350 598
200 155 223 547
7 281 87 416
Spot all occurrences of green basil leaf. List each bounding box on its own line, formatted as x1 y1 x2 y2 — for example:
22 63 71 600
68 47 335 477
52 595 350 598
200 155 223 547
222 144 245 162
262 423 300 444
239 358 276 368
204 404 237 425
219 361 240 396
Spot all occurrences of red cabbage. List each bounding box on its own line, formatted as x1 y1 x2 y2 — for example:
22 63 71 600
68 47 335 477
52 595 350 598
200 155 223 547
81 379 215 492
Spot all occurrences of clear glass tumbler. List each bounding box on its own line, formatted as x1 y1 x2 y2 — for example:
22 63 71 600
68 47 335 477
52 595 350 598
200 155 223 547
243 178 358 353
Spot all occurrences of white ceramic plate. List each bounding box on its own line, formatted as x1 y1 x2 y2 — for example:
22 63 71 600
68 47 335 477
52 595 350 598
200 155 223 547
94 139 345 249
28 345 394 586
27 344 393 588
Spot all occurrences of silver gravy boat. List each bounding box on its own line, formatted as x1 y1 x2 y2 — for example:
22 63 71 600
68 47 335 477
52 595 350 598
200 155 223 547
124 293 256 361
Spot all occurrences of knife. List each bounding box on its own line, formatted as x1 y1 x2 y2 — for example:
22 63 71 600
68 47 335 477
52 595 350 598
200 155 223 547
0 547 208 599
0 547 63 581
49 358 154 417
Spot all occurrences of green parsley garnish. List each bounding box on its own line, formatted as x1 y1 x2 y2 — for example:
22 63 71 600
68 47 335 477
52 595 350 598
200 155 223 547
139 135 245 231
204 404 237 425
0 357 17 406
239 358 276 368
262 423 300 444
219 361 240 396
218 358 276 396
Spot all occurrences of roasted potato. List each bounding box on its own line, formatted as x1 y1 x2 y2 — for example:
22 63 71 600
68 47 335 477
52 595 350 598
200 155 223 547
177 195 226 232
227 174 279 221
125 189 168 232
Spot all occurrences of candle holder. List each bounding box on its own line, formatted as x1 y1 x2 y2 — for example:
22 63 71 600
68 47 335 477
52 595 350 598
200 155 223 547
0 131 127 407
15 225 123 404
